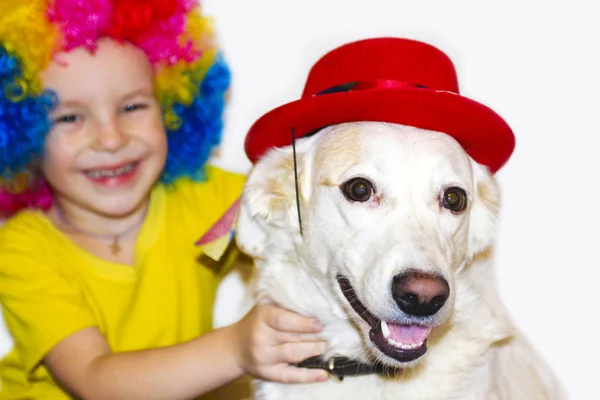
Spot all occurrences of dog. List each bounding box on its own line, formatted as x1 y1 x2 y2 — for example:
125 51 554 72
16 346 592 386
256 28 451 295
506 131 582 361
235 121 563 400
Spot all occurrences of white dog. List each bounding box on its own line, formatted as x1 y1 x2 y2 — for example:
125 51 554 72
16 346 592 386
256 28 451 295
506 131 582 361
235 121 562 400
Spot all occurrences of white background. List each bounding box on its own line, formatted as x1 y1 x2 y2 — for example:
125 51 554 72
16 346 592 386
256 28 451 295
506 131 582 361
1 0 598 398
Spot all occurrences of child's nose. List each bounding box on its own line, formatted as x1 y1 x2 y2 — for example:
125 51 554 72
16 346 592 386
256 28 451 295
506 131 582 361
92 121 129 151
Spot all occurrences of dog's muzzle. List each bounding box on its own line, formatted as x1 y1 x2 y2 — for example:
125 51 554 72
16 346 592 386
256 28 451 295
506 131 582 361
337 274 448 363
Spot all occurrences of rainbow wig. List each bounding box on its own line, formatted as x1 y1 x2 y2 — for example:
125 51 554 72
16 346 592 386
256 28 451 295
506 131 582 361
0 0 230 214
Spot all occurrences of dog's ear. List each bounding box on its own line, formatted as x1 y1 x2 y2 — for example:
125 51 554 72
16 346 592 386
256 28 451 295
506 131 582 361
235 136 318 259
467 159 502 257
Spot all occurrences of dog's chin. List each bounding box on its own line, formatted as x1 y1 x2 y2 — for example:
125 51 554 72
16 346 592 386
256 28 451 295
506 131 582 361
337 275 431 364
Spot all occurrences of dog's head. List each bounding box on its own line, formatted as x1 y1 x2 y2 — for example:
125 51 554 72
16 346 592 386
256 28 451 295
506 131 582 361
236 122 500 367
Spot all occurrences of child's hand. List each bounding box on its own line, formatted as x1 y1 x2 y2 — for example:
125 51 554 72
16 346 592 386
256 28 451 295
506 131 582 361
231 303 329 384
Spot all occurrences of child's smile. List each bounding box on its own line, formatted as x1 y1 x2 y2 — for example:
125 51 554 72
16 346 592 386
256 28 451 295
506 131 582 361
82 160 141 187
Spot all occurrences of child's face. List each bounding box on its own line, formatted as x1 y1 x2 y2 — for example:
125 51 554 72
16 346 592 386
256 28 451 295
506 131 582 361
40 38 167 217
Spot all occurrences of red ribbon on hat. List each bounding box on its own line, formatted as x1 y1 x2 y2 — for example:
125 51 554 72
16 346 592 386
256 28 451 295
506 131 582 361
313 79 431 97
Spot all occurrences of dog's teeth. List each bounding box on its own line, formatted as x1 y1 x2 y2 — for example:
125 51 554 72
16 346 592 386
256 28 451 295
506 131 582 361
381 320 390 339
386 336 425 350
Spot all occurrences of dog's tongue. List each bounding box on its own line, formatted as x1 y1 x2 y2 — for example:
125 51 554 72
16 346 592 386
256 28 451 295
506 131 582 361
389 323 430 344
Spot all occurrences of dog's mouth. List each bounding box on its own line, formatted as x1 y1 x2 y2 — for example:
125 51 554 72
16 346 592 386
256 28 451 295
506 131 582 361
337 275 431 363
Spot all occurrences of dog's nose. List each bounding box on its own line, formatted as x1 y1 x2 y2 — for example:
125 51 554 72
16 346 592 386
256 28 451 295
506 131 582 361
392 271 450 317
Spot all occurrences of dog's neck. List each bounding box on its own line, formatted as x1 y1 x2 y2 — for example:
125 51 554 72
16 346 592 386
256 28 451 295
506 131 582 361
254 255 369 361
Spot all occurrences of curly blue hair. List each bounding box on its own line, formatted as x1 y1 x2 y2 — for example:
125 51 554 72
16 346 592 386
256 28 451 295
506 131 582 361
162 56 230 183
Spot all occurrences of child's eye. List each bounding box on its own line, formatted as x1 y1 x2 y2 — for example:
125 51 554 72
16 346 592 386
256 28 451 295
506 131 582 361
123 103 148 113
53 114 80 124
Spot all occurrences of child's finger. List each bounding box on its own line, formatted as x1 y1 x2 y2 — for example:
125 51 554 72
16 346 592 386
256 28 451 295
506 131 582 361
277 331 324 344
265 306 322 333
270 365 329 384
277 341 327 364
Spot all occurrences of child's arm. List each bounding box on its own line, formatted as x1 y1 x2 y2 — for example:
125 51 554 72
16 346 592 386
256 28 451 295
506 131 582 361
45 303 328 400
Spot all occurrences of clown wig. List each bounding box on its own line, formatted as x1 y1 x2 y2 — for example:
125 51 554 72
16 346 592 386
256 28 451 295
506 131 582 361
0 0 230 214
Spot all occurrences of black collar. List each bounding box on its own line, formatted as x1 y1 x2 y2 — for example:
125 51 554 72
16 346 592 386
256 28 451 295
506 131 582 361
296 356 398 381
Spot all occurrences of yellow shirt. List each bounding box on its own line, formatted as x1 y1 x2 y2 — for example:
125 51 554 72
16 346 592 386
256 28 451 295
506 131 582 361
0 166 245 399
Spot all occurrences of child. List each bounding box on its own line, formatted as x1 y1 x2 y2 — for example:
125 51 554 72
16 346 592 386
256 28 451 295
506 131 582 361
0 1 327 399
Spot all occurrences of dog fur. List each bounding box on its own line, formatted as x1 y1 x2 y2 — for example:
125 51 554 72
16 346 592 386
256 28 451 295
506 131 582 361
235 122 562 400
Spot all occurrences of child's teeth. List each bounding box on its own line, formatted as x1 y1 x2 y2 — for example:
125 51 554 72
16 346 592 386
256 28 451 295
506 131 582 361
87 163 135 178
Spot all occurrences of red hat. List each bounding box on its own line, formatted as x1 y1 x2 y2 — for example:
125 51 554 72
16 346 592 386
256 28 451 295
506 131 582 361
244 37 515 173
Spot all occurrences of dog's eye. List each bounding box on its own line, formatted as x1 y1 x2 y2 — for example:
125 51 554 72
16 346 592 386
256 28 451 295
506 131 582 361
441 187 467 213
341 178 374 202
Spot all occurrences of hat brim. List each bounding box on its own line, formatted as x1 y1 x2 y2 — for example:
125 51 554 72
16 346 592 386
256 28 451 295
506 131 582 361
244 89 514 173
